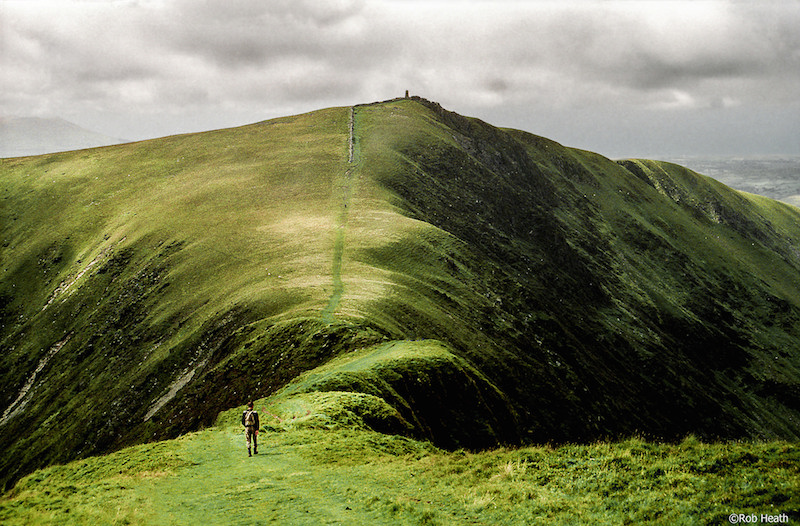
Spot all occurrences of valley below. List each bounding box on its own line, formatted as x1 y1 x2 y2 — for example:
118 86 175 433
666 156 800 208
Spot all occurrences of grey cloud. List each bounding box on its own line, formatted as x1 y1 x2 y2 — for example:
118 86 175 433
2 0 797 156
612 49 765 91
5 7 162 89
156 0 369 68
171 0 365 28
480 2 800 108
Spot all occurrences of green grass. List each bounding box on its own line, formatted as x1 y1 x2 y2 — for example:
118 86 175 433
2 96 800 494
346 98 800 443
0 107 368 488
0 439 191 525
2 410 798 525
255 338 520 446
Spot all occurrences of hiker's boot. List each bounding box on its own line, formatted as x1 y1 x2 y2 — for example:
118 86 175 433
254 447 258 455
248 447 252 457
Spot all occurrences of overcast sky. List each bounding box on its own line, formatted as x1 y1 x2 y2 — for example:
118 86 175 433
2 0 799 158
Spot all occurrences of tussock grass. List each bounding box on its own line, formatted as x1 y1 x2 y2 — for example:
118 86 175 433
0 439 190 525
2 422 797 525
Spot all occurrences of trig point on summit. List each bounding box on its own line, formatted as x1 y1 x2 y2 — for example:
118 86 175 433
405 90 409 98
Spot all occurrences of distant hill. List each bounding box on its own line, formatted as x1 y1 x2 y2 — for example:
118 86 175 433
784 195 800 207
0 116 127 157
1 98 799 491
666 156 800 207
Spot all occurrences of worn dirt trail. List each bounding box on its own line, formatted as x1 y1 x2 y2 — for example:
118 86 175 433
321 107 357 323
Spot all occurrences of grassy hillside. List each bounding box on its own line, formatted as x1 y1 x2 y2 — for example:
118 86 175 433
0 107 384 488
2 402 798 525
2 97 800 492
343 98 800 442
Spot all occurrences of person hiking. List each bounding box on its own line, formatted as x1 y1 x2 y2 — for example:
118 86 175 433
242 402 260 456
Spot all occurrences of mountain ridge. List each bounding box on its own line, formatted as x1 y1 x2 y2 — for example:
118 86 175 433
0 116 128 158
1 98 799 490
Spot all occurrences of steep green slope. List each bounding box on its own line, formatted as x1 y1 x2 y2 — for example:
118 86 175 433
2 98 800 491
0 107 388 489
407 99 797 430
336 98 800 443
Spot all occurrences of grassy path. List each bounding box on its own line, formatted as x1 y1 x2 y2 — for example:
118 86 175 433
2 419 798 525
322 107 357 323
139 427 397 525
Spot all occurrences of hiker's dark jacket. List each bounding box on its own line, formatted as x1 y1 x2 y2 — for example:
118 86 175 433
242 410 260 428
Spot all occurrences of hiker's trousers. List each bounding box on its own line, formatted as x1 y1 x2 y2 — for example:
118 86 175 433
245 425 257 450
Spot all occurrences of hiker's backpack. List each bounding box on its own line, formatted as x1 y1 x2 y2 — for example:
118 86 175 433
245 410 256 426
